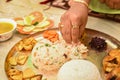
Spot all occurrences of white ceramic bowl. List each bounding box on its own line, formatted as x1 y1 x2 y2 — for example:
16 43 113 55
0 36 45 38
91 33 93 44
0 18 17 41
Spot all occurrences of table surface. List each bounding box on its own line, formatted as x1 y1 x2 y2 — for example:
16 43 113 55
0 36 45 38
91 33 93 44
0 0 120 79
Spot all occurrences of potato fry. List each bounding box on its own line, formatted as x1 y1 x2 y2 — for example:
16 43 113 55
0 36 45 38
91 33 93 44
23 68 35 79
103 49 120 79
9 57 17 66
17 54 28 65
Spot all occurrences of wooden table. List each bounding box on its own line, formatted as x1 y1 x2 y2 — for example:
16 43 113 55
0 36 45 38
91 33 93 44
0 0 120 79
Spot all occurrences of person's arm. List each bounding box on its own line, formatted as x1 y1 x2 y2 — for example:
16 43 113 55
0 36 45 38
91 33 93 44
59 0 91 44
69 0 90 6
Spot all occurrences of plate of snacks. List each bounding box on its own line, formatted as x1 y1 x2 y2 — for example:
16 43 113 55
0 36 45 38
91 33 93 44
14 11 54 34
5 28 120 80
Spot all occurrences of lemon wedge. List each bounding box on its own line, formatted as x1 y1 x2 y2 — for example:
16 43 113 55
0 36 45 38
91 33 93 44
24 15 35 25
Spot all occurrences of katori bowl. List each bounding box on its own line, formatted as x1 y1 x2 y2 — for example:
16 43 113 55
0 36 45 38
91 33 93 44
0 18 17 41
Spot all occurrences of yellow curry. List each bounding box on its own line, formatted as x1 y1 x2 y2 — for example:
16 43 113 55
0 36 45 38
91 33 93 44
0 22 13 34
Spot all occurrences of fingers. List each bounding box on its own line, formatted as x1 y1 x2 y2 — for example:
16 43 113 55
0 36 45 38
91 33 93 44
71 24 80 43
70 16 81 43
59 4 88 44
60 14 72 43
79 24 85 38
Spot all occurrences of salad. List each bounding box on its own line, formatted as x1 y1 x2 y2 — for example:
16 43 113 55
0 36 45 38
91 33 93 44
15 11 54 34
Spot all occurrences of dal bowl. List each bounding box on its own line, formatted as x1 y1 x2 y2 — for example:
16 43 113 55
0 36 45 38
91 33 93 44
0 18 17 41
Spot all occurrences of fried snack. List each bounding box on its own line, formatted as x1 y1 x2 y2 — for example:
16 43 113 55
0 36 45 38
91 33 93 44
7 68 23 80
16 37 37 51
31 75 42 80
9 53 28 66
10 72 23 80
17 54 28 65
8 68 21 76
23 37 36 46
103 49 120 80
17 41 24 51
9 57 17 66
23 68 35 79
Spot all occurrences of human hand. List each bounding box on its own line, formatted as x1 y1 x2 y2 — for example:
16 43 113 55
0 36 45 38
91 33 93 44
100 0 120 9
59 2 88 44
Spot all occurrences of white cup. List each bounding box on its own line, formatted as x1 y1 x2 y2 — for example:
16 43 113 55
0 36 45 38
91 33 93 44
0 18 17 41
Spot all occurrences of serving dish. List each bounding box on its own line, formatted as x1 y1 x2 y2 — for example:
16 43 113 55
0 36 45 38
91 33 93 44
0 18 17 41
5 28 120 80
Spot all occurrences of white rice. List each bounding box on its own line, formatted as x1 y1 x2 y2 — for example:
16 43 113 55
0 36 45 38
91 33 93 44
57 60 102 80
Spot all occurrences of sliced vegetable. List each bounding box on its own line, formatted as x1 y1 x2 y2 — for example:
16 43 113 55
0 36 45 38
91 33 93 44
33 16 47 25
36 21 50 28
30 11 43 24
33 19 54 32
24 16 35 25
14 17 23 21
23 25 35 32
29 11 43 18
43 30 59 42
16 20 24 25
16 26 32 34
33 22 39 26
15 11 54 34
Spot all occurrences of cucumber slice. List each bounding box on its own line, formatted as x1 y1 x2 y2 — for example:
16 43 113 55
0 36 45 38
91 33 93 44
36 21 50 28
16 20 24 25
23 26 35 32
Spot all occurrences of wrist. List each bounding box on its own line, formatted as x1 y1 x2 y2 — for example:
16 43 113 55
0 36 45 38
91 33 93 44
69 0 90 8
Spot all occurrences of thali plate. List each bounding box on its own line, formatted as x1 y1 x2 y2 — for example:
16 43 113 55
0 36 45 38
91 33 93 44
5 28 120 80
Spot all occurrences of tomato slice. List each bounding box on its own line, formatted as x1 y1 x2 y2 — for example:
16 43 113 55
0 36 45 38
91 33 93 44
29 11 43 18
14 17 23 21
45 19 54 29
29 11 44 24
17 25 32 34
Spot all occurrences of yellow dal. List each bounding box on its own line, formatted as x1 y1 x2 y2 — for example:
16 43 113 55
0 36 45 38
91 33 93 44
0 22 13 34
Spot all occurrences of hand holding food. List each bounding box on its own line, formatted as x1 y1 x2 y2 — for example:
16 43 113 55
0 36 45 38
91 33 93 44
31 30 88 75
59 0 89 43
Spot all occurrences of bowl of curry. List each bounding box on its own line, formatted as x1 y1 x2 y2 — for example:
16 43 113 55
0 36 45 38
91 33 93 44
0 18 17 41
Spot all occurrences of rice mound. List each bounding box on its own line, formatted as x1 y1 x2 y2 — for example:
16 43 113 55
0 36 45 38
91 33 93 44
57 60 102 80
31 38 88 75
